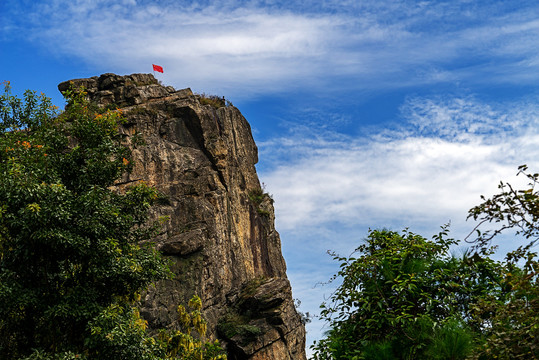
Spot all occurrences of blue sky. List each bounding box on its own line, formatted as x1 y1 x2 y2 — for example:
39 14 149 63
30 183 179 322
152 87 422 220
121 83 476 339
3 0 539 355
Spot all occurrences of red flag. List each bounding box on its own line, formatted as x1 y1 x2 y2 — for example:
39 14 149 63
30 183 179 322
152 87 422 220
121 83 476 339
152 64 163 73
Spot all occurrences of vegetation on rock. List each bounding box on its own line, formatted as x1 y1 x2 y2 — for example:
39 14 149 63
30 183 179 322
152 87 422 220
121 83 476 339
0 83 226 359
217 277 268 345
217 312 263 345
197 93 232 109
248 187 273 217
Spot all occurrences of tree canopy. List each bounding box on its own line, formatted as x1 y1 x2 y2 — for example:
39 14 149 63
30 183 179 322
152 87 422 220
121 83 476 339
312 169 539 360
0 83 226 359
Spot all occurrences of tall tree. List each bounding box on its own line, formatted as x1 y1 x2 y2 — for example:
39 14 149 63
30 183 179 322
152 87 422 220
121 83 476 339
0 82 167 359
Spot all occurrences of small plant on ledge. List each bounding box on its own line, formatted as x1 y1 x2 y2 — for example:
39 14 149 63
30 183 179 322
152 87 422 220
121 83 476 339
197 93 233 109
248 185 273 217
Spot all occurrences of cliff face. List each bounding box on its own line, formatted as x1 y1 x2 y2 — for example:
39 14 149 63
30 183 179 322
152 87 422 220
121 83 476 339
58 73 306 360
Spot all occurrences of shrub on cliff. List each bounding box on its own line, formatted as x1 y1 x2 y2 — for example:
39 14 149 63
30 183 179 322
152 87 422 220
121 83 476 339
0 83 226 359
197 93 232 109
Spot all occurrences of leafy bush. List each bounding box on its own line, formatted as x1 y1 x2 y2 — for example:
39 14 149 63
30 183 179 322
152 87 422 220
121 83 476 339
156 295 227 360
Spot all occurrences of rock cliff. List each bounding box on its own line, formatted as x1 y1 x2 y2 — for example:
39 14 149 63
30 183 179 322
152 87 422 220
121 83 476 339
58 73 306 360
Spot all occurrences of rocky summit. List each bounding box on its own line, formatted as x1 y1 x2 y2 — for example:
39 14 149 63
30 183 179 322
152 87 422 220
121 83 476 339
58 73 306 360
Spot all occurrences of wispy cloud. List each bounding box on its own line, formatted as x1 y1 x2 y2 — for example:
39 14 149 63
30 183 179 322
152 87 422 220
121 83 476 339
4 1 539 96
260 96 539 235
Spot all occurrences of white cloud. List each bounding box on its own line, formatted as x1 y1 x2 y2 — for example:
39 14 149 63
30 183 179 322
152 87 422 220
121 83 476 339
14 1 341 95
5 0 539 96
260 96 539 235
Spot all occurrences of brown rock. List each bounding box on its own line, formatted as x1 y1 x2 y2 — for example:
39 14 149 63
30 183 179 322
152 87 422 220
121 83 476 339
220 278 306 360
58 73 306 359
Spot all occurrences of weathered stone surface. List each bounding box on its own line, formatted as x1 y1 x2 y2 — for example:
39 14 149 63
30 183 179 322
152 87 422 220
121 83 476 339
58 73 306 359
220 278 307 360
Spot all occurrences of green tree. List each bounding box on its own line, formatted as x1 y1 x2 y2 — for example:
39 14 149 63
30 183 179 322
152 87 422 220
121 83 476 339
0 83 226 359
312 228 501 360
466 165 539 359
312 166 539 360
